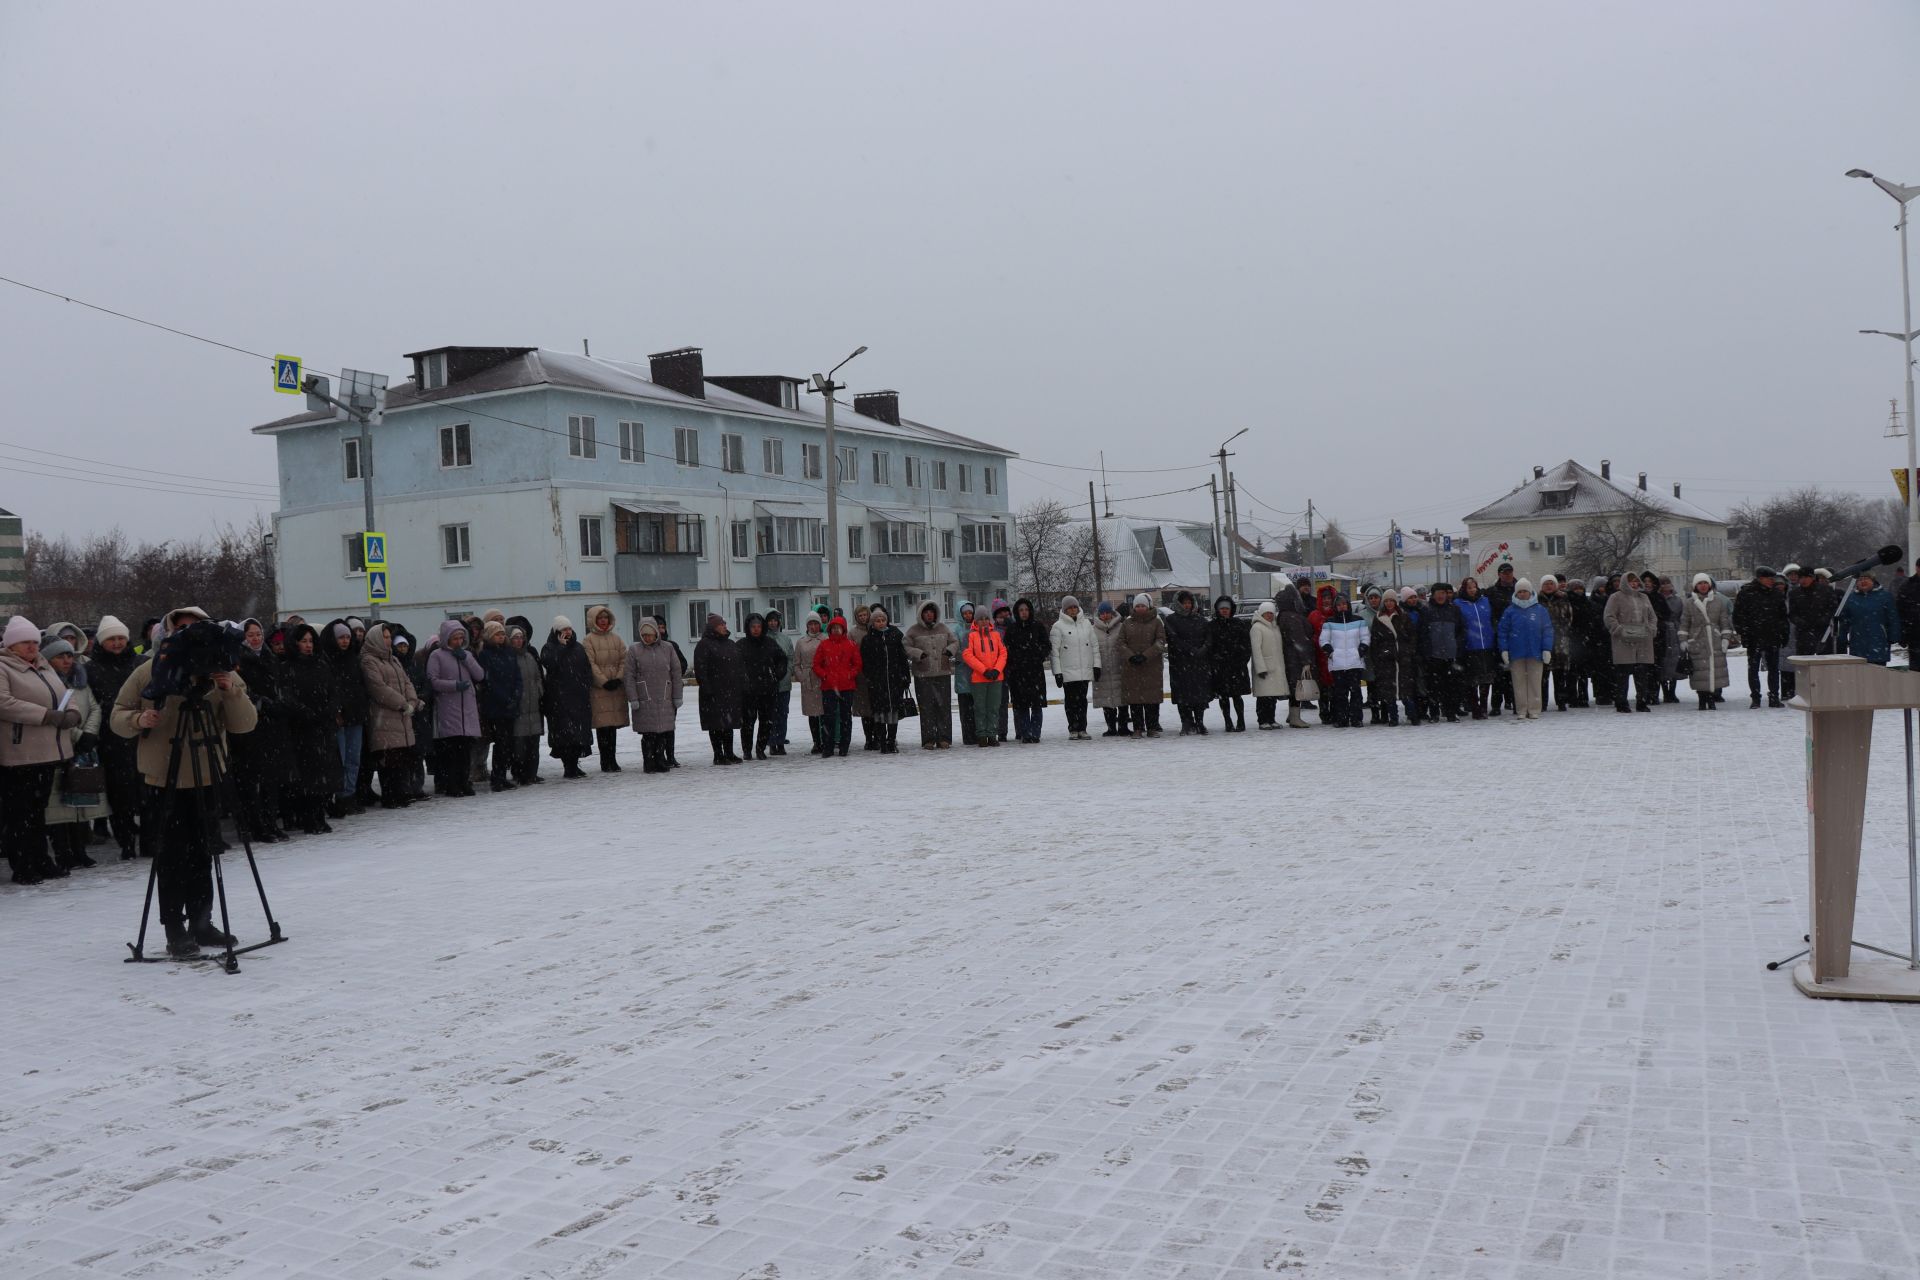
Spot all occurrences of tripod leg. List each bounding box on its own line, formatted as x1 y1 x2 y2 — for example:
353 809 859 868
127 828 163 962
204 704 284 945
186 705 240 974
131 716 193 961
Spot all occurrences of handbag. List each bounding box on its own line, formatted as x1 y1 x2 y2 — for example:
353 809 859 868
61 759 105 801
1293 675 1320 701
898 695 919 720
1676 650 1694 677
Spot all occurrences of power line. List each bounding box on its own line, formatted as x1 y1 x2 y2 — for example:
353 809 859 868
0 460 271 502
1003 455 1215 475
0 442 277 493
0 274 278 365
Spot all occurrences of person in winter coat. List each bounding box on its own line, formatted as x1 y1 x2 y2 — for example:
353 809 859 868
1583 578 1618 707
949 601 980 745
793 614 827 755
856 606 913 753
737 613 789 760
1537 577 1574 712
1895 559 1920 664
1115 593 1167 737
1164 590 1213 735
539 618 594 779
1456 577 1498 719
623 617 684 773
1367 595 1415 725
1306 585 1337 704
998 598 1050 744
276 624 343 828
86 615 144 858
766 610 795 754
583 605 627 773
1487 565 1518 714
849 603 876 749
1319 596 1368 728
693 613 746 765
229 618 290 842
508 627 544 783
1206 594 1252 732
1680 572 1738 706
906 601 958 749
1840 570 1901 667
38 636 103 870
427 619 484 796
361 623 423 807
1249 601 1288 728
961 605 1009 747
388 627 432 801
1495 578 1554 720
1733 567 1791 707
323 619 370 814
1603 571 1659 712
1045 596 1099 741
1087 601 1126 735
812 616 862 756
1271 582 1314 729
475 622 523 791
0 616 78 884
1416 583 1466 723
1789 566 1838 662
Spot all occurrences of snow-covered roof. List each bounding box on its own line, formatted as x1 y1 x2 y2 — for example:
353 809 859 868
1105 516 1219 590
248 348 1015 457
1462 460 1722 525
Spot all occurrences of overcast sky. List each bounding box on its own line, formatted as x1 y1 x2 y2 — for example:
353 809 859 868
2 0 1916 549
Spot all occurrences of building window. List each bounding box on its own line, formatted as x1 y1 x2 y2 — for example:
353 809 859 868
933 460 948 491
1545 534 1567 557
872 451 890 485
674 427 700 468
343 438 362 481
837 445 858 482
730 520 751 560
680 515 707 559
984 466 998 496
618 420 643 462
734 597 756 632
420 351 449 390
439 422 472 469
441 522 471 567
940 529 955 560
763 438 785 476
344 534 366 575
801 442 823 480
904 456 922 488
874 521 927 554
957 463 972 493
632 601 668 638
757 515 823 555
568 414 597 459
688 599 712 640
848 525 866 560
579 515 604 559
722 433 746 474
944 590 956 617
961 522 1006 554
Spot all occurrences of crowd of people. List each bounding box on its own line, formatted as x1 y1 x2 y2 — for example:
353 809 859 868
0 559 1909 951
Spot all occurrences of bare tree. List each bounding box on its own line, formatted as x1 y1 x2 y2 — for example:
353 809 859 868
1726 487 1902 572
1012 500 1112 615
1562 493 1668 580
21 516 276 630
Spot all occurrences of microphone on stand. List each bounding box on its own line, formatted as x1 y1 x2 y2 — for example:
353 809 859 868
1831 545 1904 580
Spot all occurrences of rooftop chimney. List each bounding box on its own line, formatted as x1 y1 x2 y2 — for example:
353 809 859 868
853 391 901 426
1600 459 1612 481
1673 482 1682 499
647 347 705 400
1637 471 1647 491
1533 465 1545 480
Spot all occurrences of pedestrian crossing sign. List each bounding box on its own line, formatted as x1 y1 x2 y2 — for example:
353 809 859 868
367 570 389 603
274 354 302 395
361 532 387 570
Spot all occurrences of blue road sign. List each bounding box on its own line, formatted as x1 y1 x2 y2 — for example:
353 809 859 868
1391 529 1404 551
367 570 389 603
1442 535 1453 553
362 533 387 568
274 354 303 395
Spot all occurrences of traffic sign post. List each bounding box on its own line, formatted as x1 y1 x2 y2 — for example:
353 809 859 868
274 355 303 395
301 370 388 619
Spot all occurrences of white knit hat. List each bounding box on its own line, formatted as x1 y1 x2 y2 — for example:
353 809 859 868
1538 574 1557 588
3 615 40 648
1133 593 1152 608
1693 572 1714 588
552 615 574 633
1815 567 1833 580
95 615 130 643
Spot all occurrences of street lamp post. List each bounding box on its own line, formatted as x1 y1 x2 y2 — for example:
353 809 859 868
809 345 867 618
1848 169 1920 563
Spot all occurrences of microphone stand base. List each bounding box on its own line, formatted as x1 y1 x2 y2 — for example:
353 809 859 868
1793 958 1920 1002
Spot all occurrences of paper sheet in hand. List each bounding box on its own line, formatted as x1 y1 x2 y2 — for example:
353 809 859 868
56 690 72 712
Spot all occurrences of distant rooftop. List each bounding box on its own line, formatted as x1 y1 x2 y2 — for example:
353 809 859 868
1462 460 1722 525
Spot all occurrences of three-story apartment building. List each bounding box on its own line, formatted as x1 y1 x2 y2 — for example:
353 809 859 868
252 345 1015 639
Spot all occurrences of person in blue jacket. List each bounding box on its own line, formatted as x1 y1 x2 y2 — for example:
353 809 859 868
1839 570 1900 666
1496 578 1555 720
1457 576 1498 720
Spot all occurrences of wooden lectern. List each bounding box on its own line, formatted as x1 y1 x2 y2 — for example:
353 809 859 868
1792 654 1920 1001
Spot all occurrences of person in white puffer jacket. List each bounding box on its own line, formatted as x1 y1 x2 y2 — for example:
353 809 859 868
1318 596 1369 728
1048 596 1101 741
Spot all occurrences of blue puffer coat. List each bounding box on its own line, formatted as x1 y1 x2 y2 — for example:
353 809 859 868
1497 598 1555 661
1840 587 1900 666
1459 594 1496 652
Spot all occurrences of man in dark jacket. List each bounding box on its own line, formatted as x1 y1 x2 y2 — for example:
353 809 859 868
1896 559 1920 668
475 623 523 791
1163 590 1212 735
735 613 789 761
1416 583 1466 723
1789 566 1839 665
1488 564 1518 714
1733 567 1791 707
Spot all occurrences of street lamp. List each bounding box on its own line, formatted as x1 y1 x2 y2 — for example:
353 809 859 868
1848 168 1920 565
808 345 867 617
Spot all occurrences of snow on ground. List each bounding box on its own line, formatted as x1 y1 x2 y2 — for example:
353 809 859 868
6 664 1920 1279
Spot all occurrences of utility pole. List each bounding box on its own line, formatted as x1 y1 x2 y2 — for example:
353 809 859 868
1215 430 1247 598
1209 475 1225 598
1088 480 1104 601
1390 520 1402 591
808 346 868 617
1226 472 1244 597
1099 450 1112 517
1304 499 1316 580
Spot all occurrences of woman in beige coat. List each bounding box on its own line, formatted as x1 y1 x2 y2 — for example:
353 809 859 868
361 624 422 807
792 614 826 753
1679 572 1736 709
1602 571 1658 713
0 616 80 884
583 604 627 772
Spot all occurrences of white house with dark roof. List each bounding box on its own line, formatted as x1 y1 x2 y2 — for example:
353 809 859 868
1461 459 1731 584
250 345 1015 638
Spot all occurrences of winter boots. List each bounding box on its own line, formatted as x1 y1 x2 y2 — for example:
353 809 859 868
163 921 200 959
1285 701 1309 729
190 909 236 949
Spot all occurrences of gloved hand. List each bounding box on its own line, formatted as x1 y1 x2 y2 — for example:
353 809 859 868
51 707 82 730
984 668 1000 681
1320 645 1333 657
1501 651 1510 666
603 678 623 691
1053 674 1064 688
454 679 471 692
73 731 97 755
1358 645 1370 658
1129 654 1146 666
1541 652 1552 664
1092 668 1101 682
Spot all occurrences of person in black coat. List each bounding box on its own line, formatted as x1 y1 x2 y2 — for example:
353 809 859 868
474 623 523 791
692 613 745 764
1733 567 1792 707
321 618 370 815
1416 583 1466 723
539 619 595 779
1206 593 1252 732
857 606 913 753
1001 598 1053 744
276 624 342 834
85 617 146 859
736 612 789 761
231 619 291 842
1163 590 1213 734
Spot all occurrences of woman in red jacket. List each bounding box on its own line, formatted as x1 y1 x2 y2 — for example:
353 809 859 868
961 610 1009 747
1306 583 1338 723
810 616 862 758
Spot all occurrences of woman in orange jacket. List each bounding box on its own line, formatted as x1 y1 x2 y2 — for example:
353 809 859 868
961 611 1009 747
810 616 862 758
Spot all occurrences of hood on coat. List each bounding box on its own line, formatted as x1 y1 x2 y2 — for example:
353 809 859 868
362 626 392 660
827 617 849 637
1272 583 1305 615
586 604 615 632
1212 594 1237 618
43 621 89 656
743 611 768 639
436 618 471 648
956 600 974 622
1012 597 1037 623
1315 586 1337 611
285 622 324 662
919 600 941 625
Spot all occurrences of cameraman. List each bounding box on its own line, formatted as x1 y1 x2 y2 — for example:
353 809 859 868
109 607 257 959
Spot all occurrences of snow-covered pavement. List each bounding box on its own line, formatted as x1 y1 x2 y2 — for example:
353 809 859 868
6 679 1920 1279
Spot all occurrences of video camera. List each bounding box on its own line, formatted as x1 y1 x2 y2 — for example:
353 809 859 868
140 620 246 705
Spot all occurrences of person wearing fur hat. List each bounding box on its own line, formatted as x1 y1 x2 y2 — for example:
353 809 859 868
906 600 958 749
583 605 627 773
0 616 78 884
1496 578 1554 720
1733 567 1791 708
1048 596 1099 741
86 615 145 858
541 617 595 778
1115 593 1167 737
1681 572 1738 705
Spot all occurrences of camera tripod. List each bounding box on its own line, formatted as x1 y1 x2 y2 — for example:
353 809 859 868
125 680 288 974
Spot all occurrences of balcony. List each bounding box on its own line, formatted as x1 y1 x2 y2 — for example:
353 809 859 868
958 552 1009 583
755 552 824 589
615 552 699 592
869 552 928 586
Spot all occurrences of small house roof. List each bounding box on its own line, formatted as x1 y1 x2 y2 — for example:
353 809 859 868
1462 460 1722 525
